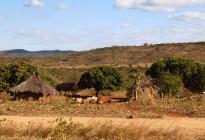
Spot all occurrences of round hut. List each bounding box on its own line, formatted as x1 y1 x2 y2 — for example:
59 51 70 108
9 74 57 101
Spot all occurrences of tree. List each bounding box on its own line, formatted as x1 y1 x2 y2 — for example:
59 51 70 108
77 66 124 97
0 63 58 92
126 67 142 100
153 73 183 97
146 56 205 92
191 64 205 92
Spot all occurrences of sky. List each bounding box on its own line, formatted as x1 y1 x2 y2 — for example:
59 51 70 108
0 0 205 51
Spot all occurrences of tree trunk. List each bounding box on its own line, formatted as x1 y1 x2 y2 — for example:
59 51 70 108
96 90 99 97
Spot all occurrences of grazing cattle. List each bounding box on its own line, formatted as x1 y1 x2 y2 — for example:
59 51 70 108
56 82 77 97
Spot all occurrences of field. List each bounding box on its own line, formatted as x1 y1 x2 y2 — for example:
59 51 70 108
1 116 205 140
1 93 205 139
0 42 205 139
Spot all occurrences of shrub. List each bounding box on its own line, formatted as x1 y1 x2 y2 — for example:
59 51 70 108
154 74 183 97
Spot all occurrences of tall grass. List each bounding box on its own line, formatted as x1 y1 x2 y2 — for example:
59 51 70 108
128 95 205 117
0 118 204 140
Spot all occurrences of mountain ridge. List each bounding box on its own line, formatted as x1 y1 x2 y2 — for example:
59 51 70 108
0 49 75 57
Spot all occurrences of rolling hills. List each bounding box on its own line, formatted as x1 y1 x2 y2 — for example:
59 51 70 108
0 42 205 68
0 49 75 57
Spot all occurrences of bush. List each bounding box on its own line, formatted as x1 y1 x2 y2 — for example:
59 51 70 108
146 56 205 92
154 74 183 97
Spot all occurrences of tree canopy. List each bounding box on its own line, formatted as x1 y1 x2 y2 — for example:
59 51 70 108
0 63 58 92
77 66 124 97
146 56 205 92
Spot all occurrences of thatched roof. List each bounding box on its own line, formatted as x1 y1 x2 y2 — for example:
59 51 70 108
9 75 57 96
178 87 193 98
140 82 160 91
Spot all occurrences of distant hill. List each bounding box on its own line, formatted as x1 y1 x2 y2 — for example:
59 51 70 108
28 42 205 68
0 49 75 57
0 42 205 68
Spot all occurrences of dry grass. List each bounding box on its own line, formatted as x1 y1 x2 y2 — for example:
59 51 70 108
0 118 205 140
128 95 205 117
0 95 163 119
0 42 205 69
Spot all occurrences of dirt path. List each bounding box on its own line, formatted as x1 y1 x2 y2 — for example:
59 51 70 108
1 115 205 133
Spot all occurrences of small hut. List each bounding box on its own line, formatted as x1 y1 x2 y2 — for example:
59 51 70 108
9 74 57 101
136 82 160 100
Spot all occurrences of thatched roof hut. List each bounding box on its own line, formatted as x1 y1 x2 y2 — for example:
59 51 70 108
9 75 57 100
137 82 160 100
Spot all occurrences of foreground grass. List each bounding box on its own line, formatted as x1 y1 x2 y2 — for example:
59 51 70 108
128 95 205 117
0 118 205 140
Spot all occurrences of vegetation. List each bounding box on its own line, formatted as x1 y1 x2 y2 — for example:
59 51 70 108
146 56 205 92
126 67 143 100
0 63 58 91
0 95 160 118
153 74 184 97
0 42 204 68
77 66 124 97
1 118 204 140
128 95 205 117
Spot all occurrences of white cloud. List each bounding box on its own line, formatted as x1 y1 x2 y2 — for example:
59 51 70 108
121 23 131 28
24 0 45 8
57 2 69 10
120 17 134 28
169 11 205 21
114 0 205 12
97 23 205 47
13 29 79 44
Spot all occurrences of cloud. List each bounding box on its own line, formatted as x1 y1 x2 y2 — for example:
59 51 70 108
121 23 131 28
24 0 45 8
114 0 205 12
121 17 134 28
169 11 205 21
98 23 205 47
57 2 69 10
13 29 79 44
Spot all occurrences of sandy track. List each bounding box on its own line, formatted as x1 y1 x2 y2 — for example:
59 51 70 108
1 115 205 133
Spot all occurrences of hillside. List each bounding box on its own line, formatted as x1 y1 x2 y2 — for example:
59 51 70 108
33 42 205 68
0 49 75 57
0 42 205 68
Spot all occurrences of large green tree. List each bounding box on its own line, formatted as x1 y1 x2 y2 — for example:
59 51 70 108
77 66 124 97
0 63 58 92
146 56 205 92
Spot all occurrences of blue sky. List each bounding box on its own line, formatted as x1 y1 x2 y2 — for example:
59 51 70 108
0 0 205 51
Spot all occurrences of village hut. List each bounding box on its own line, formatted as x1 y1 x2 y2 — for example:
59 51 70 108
178 87 193 98
9 74 57 101
136 82 160 101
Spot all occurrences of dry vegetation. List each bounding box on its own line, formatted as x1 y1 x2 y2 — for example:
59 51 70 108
0 42 205 139
0 117 205 140
0 95 162 119
0 42 204 68
128 95 205 117
33 42 205 68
